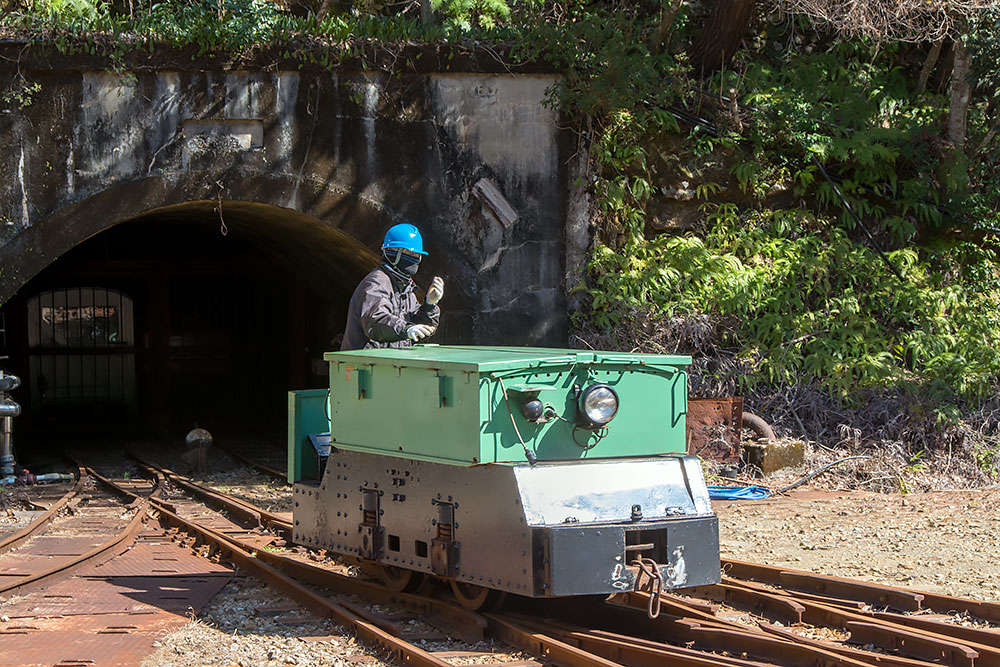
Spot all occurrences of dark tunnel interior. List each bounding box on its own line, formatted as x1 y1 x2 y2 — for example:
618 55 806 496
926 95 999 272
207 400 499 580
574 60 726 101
0 201 379 453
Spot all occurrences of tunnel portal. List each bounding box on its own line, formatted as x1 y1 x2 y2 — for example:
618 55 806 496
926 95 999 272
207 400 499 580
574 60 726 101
1 202 376 444
0 58 572 455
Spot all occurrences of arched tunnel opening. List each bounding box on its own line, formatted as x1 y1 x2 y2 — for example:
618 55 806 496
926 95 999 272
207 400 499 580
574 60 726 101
0 201 379 454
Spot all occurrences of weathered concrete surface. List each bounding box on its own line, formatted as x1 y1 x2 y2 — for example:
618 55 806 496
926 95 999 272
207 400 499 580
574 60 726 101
0 58 568 345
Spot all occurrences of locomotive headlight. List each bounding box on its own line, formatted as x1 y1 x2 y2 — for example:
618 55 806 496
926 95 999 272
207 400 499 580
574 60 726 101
578 384 619 428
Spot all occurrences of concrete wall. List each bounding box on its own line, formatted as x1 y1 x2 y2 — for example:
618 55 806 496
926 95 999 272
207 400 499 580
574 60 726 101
0 62 568 345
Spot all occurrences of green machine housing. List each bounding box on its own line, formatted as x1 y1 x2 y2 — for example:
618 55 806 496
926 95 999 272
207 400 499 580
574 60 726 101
289 345 719 599
327 345 689 464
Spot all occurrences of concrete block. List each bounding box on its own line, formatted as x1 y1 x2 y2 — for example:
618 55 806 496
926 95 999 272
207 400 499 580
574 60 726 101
745 439 805 474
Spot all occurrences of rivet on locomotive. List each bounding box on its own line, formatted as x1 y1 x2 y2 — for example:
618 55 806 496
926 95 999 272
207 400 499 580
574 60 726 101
288 346 720 613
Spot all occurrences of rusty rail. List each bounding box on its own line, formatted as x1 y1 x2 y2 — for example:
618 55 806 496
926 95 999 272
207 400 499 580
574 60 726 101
128 452 292 535
499 613 772 667
869 609 1000 646
130 454 497 639
485 614 623 666
758 623 933 667
723 558 926 611
0 468 153 598
130 455 488 635
684 581 805 624
610 592 877 667
83 465 457 667
101 458 634 666
684 570 1000 666
0 465 86 556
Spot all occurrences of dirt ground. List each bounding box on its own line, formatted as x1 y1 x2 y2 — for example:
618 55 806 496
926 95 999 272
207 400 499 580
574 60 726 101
140 576 386 667
717 488 1000 601
143 574 528 667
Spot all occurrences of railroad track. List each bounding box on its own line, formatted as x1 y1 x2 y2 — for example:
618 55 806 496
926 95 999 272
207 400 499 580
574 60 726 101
4 455 1000 666
0 466 154 599
0 463 234 665
114 453 1000 666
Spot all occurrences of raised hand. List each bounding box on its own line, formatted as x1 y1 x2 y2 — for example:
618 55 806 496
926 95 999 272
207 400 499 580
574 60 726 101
426 276 445 305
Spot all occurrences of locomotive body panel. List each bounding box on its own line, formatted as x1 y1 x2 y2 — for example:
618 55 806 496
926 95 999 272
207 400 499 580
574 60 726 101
293 449 719 597
323 345 690 465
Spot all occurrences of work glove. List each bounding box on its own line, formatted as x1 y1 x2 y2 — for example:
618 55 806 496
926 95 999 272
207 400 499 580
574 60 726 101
426 276 445 305
406 324 436 341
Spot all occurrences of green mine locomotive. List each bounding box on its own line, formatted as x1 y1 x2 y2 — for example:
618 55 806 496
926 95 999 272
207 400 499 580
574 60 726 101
288 346 720 609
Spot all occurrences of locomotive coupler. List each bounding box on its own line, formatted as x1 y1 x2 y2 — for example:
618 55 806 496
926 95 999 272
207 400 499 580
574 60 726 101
632 556 664 618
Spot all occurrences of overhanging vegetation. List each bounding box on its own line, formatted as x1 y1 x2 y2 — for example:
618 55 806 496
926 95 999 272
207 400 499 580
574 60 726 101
2 0 999 481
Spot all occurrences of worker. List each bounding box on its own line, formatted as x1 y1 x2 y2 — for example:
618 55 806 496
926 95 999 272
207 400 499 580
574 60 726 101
341 223 444 350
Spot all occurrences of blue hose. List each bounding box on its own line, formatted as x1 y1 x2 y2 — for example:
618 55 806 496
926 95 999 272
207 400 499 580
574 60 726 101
707 485 771 500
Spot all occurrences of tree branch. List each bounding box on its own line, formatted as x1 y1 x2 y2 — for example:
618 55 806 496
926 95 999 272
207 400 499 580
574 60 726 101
648 0 685 54
917 39 943 94
947 38 971 153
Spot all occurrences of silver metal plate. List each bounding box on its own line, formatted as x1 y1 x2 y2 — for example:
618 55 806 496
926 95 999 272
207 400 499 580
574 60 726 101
514 456 713 525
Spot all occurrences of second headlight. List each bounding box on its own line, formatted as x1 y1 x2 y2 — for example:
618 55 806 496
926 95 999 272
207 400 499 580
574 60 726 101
578 383 619 428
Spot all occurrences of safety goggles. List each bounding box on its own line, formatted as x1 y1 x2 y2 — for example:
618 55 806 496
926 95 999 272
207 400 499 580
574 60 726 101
386 247 422 267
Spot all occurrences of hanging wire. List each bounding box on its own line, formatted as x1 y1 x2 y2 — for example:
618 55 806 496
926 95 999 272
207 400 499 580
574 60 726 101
496 376 537 465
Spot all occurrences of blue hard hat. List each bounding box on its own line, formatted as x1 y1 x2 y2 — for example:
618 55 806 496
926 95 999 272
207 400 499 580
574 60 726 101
382 223 428 255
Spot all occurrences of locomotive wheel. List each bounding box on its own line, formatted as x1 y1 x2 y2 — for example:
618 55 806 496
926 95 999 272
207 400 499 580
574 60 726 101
448 580 506 610
378 565 426 593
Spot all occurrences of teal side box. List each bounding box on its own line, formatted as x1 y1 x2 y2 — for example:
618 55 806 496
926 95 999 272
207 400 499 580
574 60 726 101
287 389 330 483
324 346 690 466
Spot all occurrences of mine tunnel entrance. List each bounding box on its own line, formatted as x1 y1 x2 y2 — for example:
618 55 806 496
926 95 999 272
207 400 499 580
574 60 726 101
0 202 378 451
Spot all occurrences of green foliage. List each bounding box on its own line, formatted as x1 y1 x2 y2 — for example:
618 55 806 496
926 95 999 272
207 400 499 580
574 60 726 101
432 0 520 30
0 0 451 59
974 444 1000 479
31 0 106 19
1 78 41 109
731 42 948 241
587 205 1000 400
573 12 1000 405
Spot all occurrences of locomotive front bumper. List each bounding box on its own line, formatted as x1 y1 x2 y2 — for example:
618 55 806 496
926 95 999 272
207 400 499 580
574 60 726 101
531 514 720 597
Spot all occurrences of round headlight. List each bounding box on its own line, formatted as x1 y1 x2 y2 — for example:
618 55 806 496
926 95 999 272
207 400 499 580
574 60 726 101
579 384 619 427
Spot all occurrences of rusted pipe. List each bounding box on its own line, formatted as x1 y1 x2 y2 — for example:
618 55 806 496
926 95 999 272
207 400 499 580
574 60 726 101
741 411 775 442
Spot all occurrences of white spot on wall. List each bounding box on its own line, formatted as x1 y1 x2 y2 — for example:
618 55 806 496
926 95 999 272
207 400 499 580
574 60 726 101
277 71 301 207
18 144 29 228
665 546 687 587
363 76 378 186
277 72 300 153
148 73 183 175
65 141 75 194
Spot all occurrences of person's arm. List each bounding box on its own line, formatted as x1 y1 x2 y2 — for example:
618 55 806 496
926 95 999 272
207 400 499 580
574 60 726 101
407 301 439 327
359 277 410 343
406 276 442 327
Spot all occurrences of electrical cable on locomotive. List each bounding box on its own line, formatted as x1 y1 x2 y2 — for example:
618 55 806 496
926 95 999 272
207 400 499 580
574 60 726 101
496 376 538 465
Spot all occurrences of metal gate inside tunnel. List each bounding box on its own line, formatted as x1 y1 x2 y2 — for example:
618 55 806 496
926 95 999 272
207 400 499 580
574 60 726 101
0 201 379 447
27 287 137 427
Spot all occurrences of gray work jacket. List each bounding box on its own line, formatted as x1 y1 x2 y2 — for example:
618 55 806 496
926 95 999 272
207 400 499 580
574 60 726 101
341 267 440 350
